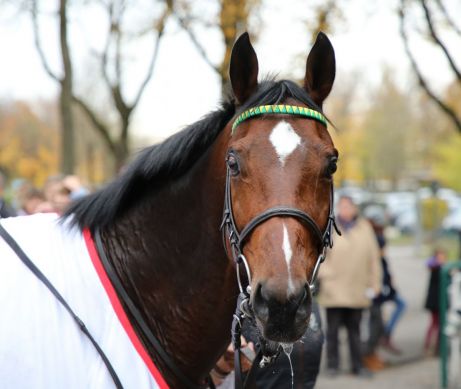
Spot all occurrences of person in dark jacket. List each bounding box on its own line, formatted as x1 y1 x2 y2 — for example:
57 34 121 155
424 248 447 355
379 254 406 354
0 172 16 219
212 302 323 388
362 206 406 370
241 302 324 389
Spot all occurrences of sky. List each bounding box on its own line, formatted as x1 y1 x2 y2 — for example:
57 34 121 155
0 0 460 142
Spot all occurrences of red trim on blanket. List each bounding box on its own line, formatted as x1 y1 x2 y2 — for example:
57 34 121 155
83 229 169 389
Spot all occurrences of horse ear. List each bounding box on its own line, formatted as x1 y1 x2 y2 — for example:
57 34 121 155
229 32 259 105
304 32 336 107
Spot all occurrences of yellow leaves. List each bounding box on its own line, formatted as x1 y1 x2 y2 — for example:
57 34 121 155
0 136 21 167
433 134 461 191
0 102 59 186
328 100 367 185
332 126 365 184
17 158 40 181
428 82 461 190
420 198 449 231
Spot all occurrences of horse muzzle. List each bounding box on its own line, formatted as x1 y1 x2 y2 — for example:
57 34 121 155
251 281 312 343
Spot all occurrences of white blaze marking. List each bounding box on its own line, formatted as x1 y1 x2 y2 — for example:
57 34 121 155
282 223 295 295
269 121 301 166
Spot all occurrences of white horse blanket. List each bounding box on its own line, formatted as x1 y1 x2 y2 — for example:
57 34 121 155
0 213 168 389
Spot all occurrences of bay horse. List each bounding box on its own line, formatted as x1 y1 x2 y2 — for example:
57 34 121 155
0 32 338 388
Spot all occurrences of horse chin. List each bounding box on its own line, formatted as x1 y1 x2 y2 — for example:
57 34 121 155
258 338 297 363
254 315 310 345
262 338 282 355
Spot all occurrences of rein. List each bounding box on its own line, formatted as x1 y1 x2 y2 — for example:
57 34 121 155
221 104 340 389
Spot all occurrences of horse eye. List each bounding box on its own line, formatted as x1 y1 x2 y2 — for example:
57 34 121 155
226 153 240 176
326 157 338 177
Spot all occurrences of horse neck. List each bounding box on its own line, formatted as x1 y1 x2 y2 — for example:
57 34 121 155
101 132 238 387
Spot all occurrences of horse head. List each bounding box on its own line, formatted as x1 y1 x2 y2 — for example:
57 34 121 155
223 32 338 347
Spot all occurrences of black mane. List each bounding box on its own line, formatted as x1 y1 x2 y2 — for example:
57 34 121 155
65 79 321 231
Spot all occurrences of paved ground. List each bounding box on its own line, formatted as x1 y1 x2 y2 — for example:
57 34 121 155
316 244 442 389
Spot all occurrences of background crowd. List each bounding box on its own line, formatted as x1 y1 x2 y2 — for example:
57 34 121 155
0 172 88 218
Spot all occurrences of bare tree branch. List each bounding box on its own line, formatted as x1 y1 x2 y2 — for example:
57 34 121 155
59 0 72 83
421 0 461 82
434 0 461 36
100 1 114 91
114 20 122 92
130 5 171 109
72 95 117 154
110 23 130 118
399 0 461 132
174 13 221 75
99 1 130 120
77 0 173 166
31 1 61 82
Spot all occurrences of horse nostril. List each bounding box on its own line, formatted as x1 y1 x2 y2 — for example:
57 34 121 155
252 283 269 321
295 284 312 321
295 286 307 306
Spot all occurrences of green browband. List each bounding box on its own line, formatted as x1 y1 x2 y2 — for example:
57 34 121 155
231 104 327 134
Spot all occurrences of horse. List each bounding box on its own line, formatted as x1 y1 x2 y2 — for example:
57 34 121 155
0 32 338 388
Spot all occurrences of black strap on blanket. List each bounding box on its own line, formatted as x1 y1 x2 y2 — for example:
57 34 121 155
0 223 123 389
94 229 211 389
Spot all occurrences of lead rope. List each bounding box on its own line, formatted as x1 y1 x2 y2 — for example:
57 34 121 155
232 293 263 389
0 223 124 389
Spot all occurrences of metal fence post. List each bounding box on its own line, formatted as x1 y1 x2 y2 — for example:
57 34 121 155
440 263 450 388
440 261 461 389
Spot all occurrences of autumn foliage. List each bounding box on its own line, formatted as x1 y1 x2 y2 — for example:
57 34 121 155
0 101 59 186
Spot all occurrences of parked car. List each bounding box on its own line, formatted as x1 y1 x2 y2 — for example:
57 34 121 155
395 207 418 234
442 207 461 232
384 191 417 225
336 186 372 207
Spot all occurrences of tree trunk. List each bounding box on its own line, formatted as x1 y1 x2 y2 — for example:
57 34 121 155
219 0 248 90
60 82 75 174
59 0 75 174
113 115 130 171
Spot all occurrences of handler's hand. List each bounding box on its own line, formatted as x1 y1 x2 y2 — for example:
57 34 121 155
210 338 254 386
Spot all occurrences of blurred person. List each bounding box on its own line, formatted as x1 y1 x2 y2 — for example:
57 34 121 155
51 183 72 214
43 175 65 203
317 196 381 377
212 303 324 388
63 175 89 200
0 172 16 218
379 256 406 355
362 207 387 371
212 338 253 388
20 188 48 215
362 208 406 371
424 248 447 355
241 303 324 388
43 175 72 214
12 179 33 215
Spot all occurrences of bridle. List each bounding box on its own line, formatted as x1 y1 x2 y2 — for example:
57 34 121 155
220 104 340 389
221 168 338 295
222 104 340 296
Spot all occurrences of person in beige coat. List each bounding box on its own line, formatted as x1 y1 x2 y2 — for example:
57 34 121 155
317 195 381 376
